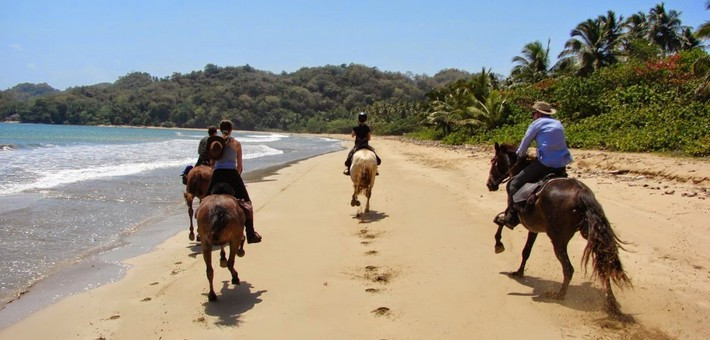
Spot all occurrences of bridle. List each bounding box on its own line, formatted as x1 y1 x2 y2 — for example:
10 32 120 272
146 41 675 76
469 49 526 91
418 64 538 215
488 153 514 187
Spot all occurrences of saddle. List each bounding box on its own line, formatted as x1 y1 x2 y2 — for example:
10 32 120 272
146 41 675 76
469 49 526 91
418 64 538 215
512 172 568 213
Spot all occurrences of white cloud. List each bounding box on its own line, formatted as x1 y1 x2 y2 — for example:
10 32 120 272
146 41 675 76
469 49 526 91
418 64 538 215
27 63 37 69
10 44 25 52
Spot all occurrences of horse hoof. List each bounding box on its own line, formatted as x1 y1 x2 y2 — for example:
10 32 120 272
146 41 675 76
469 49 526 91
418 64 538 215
507 270 524 278
196 235 200 242
208 292 217 302
220 259 228 268
495 244 505 254
237 249 245 257
232 277 240 285
189 233 195 241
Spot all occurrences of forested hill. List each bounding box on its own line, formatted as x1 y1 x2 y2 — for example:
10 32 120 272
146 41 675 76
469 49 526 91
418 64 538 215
0 64 470 131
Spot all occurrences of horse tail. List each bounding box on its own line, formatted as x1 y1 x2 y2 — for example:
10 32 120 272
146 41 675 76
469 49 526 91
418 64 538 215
208 205 230 243
359 169 372 192
578 189 632 289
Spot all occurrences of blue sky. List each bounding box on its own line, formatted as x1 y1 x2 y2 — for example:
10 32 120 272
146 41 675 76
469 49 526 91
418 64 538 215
1 0 707 90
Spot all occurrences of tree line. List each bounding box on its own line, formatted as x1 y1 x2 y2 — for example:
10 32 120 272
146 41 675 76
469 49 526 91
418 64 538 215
1 2 709 156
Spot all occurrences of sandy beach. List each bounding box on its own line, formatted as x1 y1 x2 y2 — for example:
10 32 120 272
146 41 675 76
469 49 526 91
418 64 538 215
1 136 708 339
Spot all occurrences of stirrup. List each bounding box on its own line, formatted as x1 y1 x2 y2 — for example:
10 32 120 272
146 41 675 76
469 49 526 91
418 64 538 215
343 169 350 175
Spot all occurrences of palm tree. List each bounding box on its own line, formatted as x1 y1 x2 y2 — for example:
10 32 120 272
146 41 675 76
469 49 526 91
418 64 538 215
647 3 683 55
511 40 551 84
559 11 624 75
680 27 701 50
462 90 507 131
696 1 710 41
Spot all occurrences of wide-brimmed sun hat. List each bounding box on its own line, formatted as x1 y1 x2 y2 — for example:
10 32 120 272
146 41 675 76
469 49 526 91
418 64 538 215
206 135 226 161
532 101 557 115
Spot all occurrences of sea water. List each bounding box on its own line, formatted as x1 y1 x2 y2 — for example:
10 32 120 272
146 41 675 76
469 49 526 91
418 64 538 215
0 123 342 315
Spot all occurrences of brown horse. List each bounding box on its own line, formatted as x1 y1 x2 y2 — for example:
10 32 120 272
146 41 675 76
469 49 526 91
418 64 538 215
195 189 246 301
486 142 632 320
184 165 212 241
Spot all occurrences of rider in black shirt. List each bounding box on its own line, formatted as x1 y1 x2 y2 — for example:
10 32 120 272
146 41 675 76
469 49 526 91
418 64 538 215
343 112 381 175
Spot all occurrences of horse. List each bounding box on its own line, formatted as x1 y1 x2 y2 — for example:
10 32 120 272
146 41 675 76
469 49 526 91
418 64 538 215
195 186 246 302
349 148 378 214
486 142 632 320
184 165 212 241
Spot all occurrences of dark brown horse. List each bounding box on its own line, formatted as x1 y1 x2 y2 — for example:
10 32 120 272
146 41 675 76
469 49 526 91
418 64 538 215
486 142 632 320
195 191 246 301
184 165 212 241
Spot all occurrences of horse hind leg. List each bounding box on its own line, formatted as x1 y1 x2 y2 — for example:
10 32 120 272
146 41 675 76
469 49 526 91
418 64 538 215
227 239 241 285
351 190 360 207
364 186 372 213
219 246 227 268
545 240 574 300
202 243 217 301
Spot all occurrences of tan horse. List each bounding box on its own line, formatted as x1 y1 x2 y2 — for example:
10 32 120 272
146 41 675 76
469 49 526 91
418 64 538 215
195 191 246 301
349 148 378 213
184 165 212 241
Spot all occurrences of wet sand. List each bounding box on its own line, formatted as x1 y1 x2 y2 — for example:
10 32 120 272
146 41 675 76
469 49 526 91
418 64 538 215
0 137 708 339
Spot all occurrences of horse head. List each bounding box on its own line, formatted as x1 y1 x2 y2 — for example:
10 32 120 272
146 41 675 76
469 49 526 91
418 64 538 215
486 142 518 191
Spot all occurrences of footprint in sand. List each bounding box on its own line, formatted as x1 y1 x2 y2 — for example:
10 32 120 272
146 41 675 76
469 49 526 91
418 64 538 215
364 250 378 255
363 265 394 284
365 288 380 293
371 307 391 317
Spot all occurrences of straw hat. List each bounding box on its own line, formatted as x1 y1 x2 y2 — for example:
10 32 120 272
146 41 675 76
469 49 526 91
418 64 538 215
532 101 557 115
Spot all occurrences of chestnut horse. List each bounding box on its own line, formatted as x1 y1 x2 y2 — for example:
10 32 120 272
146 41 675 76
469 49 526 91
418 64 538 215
486 142 632 320
349 148 377 214
184 165 212 241
195 188 246 301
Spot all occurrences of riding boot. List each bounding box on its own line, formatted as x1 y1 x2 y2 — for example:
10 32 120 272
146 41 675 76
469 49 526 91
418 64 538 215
501 207 520 230
245 219 262 244
343 168 350 175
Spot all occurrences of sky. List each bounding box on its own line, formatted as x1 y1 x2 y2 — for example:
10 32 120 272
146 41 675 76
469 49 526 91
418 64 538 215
1 0 708 90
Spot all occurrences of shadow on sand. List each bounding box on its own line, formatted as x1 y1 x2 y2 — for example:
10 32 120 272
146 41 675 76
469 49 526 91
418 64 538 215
354 210 388 224
502 272 607 313
203 281 267 327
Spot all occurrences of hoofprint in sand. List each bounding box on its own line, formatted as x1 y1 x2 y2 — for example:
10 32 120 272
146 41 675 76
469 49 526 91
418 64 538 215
0 137 707 339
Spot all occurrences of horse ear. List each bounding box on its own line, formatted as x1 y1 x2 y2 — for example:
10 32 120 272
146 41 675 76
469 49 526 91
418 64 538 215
494 142 500 152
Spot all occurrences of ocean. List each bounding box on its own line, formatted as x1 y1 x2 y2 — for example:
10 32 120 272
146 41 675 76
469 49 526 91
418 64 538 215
0 123 343 322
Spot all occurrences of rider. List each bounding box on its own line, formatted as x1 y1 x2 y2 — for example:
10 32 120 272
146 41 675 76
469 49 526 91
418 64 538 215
496 101 572 229
196 125 218 166
206 120 262 244
181 126 217 184
343 112 381 175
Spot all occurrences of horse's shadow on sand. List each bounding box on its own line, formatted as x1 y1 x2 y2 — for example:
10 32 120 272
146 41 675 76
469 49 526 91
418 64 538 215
353 210 388 223
503 272 607 313
202 281 267 327
185 244 266 326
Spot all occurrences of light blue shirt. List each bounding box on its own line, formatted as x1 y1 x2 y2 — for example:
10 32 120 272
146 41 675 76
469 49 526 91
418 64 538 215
517 117 572 168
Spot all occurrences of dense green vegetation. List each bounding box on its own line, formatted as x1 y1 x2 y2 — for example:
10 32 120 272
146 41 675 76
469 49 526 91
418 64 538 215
0 64 469 132
1 2 708 156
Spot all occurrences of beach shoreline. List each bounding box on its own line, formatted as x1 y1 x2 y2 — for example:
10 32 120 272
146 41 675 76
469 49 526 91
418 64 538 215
0 137 708 339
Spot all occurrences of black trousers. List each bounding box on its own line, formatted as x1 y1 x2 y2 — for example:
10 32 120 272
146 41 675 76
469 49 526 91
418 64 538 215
505 160 565 210
207 169 251 202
